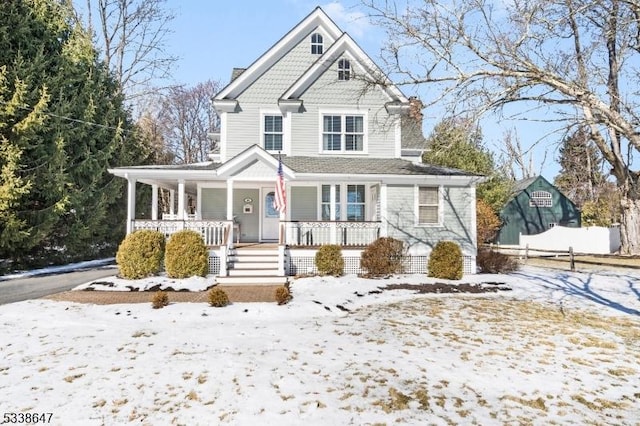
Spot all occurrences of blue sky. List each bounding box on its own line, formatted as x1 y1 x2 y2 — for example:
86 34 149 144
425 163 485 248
164 1 561 179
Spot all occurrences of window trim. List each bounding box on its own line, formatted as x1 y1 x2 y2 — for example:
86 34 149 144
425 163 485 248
415 185 443 227
318 109 368 154
318 183 368 221
529 190 552 208
311 33 323 55
260 110 285 153
338 58 351 81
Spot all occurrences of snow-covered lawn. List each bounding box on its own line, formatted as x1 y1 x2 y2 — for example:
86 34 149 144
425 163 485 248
1 266 639 425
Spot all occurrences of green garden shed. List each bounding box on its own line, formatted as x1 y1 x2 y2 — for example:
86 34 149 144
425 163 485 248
496 176 581 245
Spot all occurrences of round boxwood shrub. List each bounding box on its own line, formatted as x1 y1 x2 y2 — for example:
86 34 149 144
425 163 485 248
115 230 165 279
360 237 405 277
315 244 345 276
275 285 291 305
164 230 208 278
208 287 229 307
428 240 463 280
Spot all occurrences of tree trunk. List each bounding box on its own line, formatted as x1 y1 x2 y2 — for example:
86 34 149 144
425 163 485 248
619 195 640 255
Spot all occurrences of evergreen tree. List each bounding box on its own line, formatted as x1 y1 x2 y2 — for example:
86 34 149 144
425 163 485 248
554 128 605 207
422 118 512 212
0 0 148 265
554 128 620 226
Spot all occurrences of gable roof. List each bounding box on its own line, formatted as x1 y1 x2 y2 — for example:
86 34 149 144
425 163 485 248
279 33 408 104
513 176 539 193
214 7 342 101
505 175 578 207
213 7 408 107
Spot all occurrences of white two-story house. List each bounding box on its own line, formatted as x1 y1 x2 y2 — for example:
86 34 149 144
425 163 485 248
109 7 482 283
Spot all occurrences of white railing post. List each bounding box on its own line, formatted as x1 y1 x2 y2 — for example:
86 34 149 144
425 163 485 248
219 245 227 276
278 244 285 276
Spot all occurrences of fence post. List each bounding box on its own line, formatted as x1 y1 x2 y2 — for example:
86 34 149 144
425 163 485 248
569 246 575 271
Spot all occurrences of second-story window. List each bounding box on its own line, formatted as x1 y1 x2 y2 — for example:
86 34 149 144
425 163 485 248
311 33 323 54
338 59 351 80
322 114 364 152
264 115 283 152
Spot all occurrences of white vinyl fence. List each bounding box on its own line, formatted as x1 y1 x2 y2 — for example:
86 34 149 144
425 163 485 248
519 226 620 254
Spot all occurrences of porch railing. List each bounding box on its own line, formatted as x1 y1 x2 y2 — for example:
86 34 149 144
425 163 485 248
282 221 381 247
132 220 232 246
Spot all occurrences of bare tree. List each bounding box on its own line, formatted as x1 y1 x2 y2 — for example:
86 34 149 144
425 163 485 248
501 129 540 181
364 0 640 254
157 80 221 164
82 0 176 101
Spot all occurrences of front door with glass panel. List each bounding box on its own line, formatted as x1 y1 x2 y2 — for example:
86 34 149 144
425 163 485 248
262 188 280 241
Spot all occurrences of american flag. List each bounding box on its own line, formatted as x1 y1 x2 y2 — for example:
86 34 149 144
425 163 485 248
274 155 286 214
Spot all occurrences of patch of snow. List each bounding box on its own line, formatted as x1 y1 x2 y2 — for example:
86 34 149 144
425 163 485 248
0 265 638 424
0 258 114 281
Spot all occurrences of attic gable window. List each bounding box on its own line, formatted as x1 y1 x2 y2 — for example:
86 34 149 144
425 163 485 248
338 59 351 80
529 191 552 207
311 33 323 54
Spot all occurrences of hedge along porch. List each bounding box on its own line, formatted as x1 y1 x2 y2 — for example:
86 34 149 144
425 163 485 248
109 145 482 277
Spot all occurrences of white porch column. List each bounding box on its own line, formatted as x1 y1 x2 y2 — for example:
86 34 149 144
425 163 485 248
329 184 337 244
380 183 388 237
226 180 234 220
226 180 234 244
169 190 175 216
196 185 202 220
177 180 185 220
151 184 158 220
126 176 137 234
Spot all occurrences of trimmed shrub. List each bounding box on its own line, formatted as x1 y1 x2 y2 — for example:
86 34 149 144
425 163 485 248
476 249 519 274
428 241 463 280
116 230 165 279
360 237 405 277
164 230 208 278
208 287 229 307
151 291 169 309
275 285 291 305
315 244 344 276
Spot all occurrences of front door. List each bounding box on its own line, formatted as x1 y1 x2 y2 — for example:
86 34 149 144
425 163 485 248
261 187 280 241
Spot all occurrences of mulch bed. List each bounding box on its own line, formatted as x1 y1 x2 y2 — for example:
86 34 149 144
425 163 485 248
382 282 511 294
44 285 280 304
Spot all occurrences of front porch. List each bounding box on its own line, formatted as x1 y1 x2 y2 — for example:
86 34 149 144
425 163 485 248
130 219 382 248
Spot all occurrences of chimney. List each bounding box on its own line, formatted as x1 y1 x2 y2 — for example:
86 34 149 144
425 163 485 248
408 96 423 122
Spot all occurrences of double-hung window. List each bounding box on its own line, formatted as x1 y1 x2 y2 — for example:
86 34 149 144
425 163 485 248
264 115 283 152
322 114 364 152
417 186 440 225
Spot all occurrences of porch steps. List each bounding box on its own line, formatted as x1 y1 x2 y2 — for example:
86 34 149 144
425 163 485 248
215 246 288 286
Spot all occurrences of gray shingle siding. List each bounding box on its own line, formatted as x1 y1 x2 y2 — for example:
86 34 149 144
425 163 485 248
386 185 476 256
201 188 226 219
290 186 317 220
